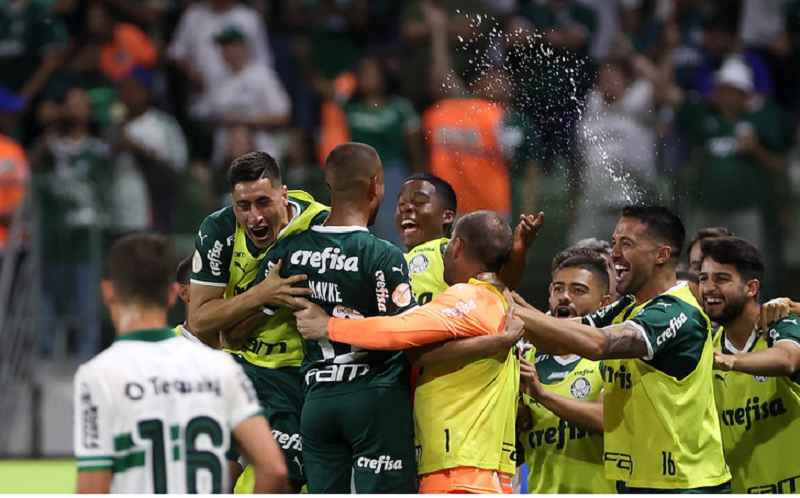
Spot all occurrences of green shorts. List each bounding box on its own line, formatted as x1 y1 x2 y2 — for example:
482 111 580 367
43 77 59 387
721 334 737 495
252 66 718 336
301 386 417 494
233 355 305 485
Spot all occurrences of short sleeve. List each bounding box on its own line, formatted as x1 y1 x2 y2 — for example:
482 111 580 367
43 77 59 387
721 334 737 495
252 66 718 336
630 298 697 360
223 356 265 430
190 217 233 287
581 296 635 329
73 365 115 471
373 245 417 316
768 315 800 350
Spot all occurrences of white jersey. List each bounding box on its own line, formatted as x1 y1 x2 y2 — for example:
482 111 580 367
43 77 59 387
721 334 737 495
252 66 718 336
73 328 262 493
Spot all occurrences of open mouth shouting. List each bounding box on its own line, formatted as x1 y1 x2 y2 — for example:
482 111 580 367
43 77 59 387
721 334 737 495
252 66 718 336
614 263 630 284
400 218 420 238
249 225 272 245
703 294 724 314
553 304 576 319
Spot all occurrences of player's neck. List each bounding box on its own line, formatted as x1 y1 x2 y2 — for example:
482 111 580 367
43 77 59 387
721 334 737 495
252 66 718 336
633 268 676 305
723 300 760 349
323 202 370 228
112 305 170 336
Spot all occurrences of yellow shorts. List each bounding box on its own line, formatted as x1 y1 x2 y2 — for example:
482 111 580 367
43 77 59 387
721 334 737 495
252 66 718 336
419 467 513 494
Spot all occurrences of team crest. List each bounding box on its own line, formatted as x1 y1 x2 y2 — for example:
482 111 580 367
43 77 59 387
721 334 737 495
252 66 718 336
333 305 364 320
570 376 591 399
392 283 412 307
408 254 429 274
192 250 202 273
753 375 769 383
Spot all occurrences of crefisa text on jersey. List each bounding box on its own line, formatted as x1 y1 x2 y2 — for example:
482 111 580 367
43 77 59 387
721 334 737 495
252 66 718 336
124 376 222 400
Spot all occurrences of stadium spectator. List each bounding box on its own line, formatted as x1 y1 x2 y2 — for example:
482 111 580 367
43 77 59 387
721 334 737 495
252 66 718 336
294 210 520 494
167 0 272 159
582 0 642 60
570 52 681 245
514 205 732 492
309 53 424 245
282 127 329 206
0 0 67 108
701 236 800 493
519 254 614 494
0 88 29 251
209 25 291 168
110 66 188 234
86 2 157 82
422 2 513 218
511 0 598 207
679 56 786 279
73 233 288 493
30 87 110 361
693 14 774 100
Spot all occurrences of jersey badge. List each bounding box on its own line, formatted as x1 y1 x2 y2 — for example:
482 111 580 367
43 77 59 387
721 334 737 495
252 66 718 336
192 250 202 273
570 376 592 399
408 254 429 275
753 375 769 383
392 266 404 275
656 302 672 308
392 283 412 307
198 231 208 245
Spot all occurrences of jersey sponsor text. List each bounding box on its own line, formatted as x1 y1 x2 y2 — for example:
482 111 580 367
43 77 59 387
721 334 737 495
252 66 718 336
289 247 358 274
123 376 222 400
719 396 788 431
526 418 591 451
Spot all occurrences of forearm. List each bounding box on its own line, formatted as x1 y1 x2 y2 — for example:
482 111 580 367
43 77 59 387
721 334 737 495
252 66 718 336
223 311 269 349
728 348 799 377
517 309 602 358
190 291 266 337
406 335 507 367
329 311 459 350
535 391 604 434
499 251 526 290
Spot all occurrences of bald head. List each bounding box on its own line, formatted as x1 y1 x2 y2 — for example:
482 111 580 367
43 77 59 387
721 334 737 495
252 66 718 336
325 142 383 196
453 210 513 272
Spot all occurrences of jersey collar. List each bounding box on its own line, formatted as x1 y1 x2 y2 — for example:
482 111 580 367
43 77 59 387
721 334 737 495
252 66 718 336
116 327 177 343
722 328 759 355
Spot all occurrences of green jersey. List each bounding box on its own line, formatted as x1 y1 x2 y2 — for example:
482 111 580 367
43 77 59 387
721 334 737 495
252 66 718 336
339 96 420 164
191 191 330 369
257 225 416 400
712 316 800 493
582 283 730 489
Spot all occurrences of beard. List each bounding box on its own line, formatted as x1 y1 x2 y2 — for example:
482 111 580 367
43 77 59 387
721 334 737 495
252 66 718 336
710 294 748 325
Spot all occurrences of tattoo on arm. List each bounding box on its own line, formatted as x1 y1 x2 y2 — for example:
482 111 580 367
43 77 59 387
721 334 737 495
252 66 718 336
600 322 649 359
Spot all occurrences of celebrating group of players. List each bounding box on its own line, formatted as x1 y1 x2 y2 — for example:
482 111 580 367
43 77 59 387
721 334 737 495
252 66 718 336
73 141 800 494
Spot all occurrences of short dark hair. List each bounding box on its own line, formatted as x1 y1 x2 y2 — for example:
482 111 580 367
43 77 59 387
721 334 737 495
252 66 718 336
556 255 610 295
621 205 685 259
105 233 177 308
177 253 193 285
404 173 457 234
687 227 735 264
455 210 513 273
551 246 606 274
701 236 765 282
676 270 700 285
228 151 282 189
404 173 457 214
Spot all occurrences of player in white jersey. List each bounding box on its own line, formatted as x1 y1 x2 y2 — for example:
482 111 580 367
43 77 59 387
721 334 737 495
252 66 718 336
73 233 288 493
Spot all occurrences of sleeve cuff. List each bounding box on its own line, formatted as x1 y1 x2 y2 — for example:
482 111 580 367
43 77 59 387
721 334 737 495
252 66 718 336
629 321 654 360
190 279 227 288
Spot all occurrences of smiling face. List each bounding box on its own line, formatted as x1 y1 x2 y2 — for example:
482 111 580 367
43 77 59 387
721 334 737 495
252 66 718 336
549 267 609 319
611 217 664 296
699 257 753 325
231 178 289 250
395 179 454 250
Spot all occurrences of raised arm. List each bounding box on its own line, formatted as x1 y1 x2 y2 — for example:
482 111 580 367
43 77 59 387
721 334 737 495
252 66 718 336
520 358 604 434
499 212 544 290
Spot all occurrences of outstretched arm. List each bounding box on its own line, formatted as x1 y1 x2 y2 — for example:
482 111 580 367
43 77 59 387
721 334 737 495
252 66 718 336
714 342 800 377
513 294 649 360
520 358 603 434
405 312 524 366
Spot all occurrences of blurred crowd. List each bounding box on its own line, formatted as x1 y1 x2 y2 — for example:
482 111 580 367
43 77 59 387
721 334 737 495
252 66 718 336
3 0 800 359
